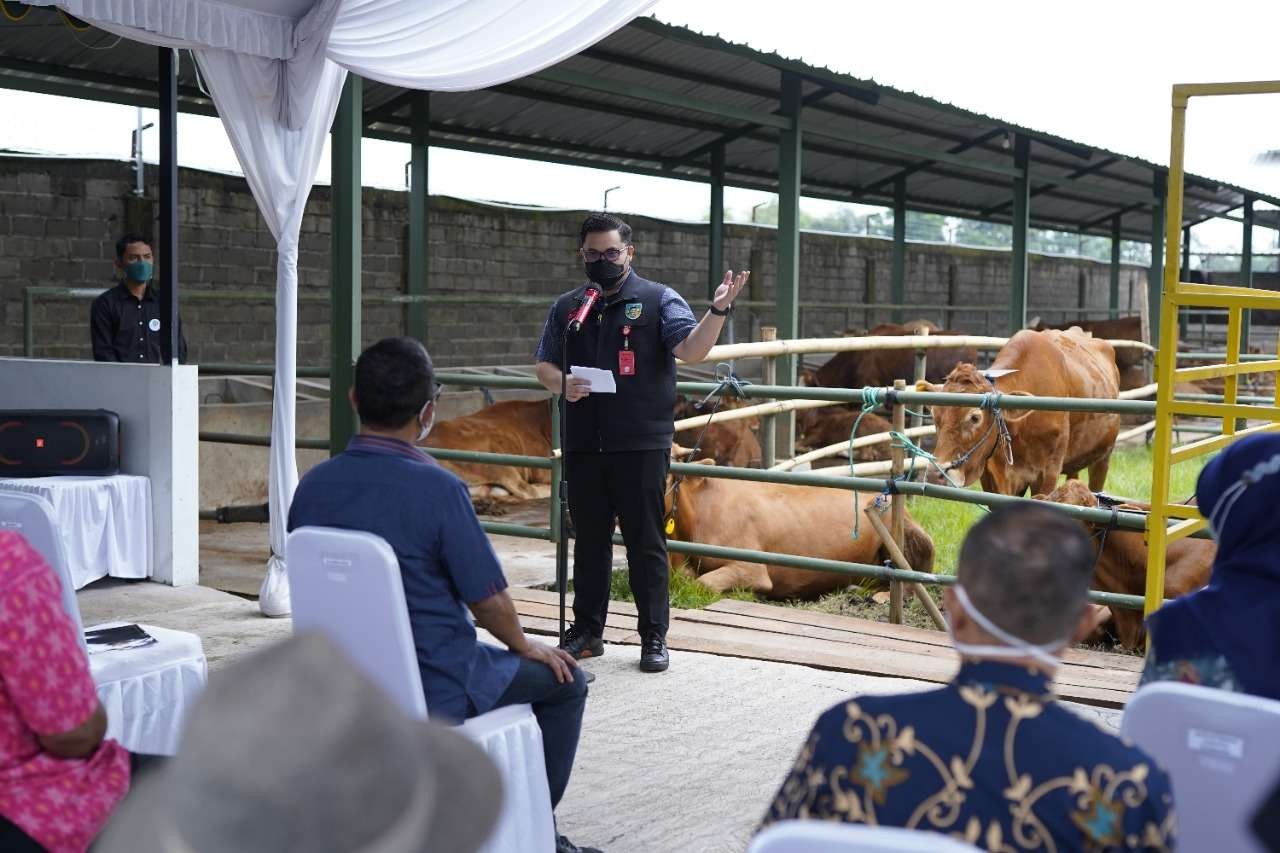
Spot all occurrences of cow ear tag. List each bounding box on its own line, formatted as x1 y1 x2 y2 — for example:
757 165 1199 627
665 518 675 535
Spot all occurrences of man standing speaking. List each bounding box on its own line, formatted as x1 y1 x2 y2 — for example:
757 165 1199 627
535 213 747 673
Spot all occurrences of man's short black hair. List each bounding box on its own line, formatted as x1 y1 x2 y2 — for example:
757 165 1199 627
579 212 632 247
956 502 1095 644
115 233 153 260
353 337 436 431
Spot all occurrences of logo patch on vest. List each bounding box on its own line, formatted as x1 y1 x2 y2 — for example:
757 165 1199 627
624 302 643 320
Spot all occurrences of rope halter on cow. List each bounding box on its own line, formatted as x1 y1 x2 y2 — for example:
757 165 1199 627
943 392 1015 475
664 363 751 537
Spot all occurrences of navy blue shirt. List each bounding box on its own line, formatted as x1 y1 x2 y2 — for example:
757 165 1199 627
287 434 520 722
762 661 1175 851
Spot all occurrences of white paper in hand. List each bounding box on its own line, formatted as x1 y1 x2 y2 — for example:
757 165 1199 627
570 366 616 393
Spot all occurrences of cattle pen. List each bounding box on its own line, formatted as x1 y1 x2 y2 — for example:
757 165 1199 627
196 327 1276 627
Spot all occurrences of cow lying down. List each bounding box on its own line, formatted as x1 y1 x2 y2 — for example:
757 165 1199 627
419 400 552 503
1035 480 1214 649
665 457 936 600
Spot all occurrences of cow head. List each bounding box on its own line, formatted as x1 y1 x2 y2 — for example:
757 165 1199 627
918 365 1033 487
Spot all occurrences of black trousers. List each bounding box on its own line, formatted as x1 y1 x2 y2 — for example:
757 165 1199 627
566 449 670 639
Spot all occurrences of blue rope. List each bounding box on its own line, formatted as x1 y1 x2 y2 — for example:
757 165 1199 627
849 387 884 540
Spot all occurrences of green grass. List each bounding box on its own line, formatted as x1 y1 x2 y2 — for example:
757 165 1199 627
904 444 1215 576
542 445 1214 636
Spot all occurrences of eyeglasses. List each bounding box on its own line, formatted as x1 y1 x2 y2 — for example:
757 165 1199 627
432 382 444 401
580 247 628 263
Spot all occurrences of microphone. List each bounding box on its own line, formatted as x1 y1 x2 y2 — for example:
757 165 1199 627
568 286 601 332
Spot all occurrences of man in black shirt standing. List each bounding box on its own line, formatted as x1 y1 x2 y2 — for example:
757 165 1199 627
90 233 188 364
535 213 747 674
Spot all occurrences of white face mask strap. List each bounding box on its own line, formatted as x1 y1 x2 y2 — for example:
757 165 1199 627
416 401 434 443
951 585 1066 669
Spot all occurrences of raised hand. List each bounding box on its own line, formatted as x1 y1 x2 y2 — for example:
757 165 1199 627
712 269 749 313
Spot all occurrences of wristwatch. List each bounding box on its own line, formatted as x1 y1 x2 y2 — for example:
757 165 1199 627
709 303 732 317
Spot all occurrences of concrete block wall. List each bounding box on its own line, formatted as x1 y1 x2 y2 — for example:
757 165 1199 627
0 156 1149 368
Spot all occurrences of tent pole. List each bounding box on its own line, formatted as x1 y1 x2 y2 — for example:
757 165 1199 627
408 92 430 343
1149 172 1166 349
708 142 724 301
1241 195 1253 354
1109 215 1121 320
157 47 179 364
330 75 363 456
1009 134 1030 334
891 176 906 323
775 71 803 461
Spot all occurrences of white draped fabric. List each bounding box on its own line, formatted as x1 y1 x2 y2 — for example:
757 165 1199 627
30 0 655 614
194 17 346 614
0 475 153 589
327 0 659 91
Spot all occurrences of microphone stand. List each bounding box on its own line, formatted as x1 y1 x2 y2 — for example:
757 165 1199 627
557 333 571 645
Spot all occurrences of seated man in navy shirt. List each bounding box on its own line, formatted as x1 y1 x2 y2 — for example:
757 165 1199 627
760 503 1176 851
288 337 595 853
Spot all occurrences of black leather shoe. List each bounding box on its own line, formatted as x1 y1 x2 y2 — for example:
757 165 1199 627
559 625 604 660
556 834 602 853
639 633 669 673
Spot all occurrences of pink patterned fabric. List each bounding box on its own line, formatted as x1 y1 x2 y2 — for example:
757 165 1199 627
0 532 130 852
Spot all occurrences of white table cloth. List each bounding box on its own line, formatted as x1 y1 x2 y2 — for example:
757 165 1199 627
0 475 152 589
90 623 208 755
461 704 556 853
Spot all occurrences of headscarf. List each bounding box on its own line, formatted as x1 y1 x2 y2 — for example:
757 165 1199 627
1147 432 1280 700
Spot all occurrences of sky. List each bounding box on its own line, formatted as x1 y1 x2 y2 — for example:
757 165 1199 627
2 0 1280 251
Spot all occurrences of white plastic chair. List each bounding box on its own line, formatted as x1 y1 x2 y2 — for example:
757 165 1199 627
287 526 555 853
750 821 983 852
1123 682 1280 853
0 491 207 755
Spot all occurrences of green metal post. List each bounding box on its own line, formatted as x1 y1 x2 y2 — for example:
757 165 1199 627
330 75 363 457
407 92 429 343
1242 196 1254 354
1009 134 1030 334
1109 215 1121 320
708 143 725 301
891 175 906 323
1149 172 1166 349
775 71 803 459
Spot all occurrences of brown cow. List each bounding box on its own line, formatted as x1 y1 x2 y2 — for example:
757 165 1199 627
806 320 978 390
1029 315 1147 391
796 407 893 462
666 468 935 599
419 400 552 501
921 327 1120 496
674 397 762 468
1038 480 1214 649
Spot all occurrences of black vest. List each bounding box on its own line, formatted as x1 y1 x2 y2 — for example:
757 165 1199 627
552 271 678 453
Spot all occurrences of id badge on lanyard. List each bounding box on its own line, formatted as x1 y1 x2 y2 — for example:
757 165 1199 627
618 325 635 376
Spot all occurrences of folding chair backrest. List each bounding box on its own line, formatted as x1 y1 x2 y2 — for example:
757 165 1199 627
749 821 982 852
287 526 428 720
0 491 86 650
1123 682 1280 853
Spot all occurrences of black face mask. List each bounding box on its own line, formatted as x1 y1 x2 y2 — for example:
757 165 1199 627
584 258 627 287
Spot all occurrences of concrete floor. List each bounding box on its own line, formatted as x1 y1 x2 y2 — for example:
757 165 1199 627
77 521 1122 853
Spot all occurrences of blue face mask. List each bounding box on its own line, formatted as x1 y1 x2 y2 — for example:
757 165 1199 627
124 259 153 283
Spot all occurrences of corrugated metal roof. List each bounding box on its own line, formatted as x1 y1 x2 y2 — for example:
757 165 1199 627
0 8 1271 243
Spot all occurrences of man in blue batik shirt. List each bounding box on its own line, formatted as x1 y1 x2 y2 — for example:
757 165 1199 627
288 337 597 853
760 503 1176 851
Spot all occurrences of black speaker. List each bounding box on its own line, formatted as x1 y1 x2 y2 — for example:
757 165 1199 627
0 411 120 477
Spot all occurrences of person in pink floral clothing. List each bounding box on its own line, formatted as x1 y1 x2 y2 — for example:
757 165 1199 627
0 531 142 852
